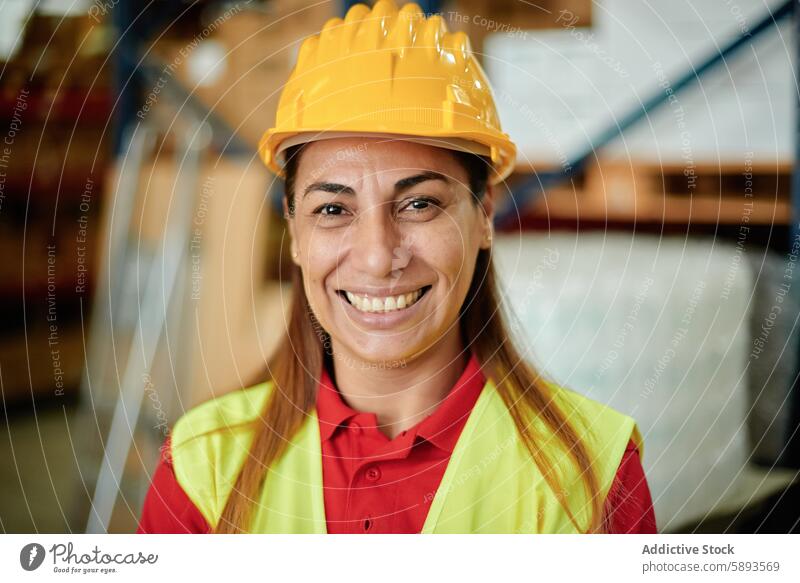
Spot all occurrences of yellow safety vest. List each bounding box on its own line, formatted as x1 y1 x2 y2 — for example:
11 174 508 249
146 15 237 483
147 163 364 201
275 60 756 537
170 376 642 533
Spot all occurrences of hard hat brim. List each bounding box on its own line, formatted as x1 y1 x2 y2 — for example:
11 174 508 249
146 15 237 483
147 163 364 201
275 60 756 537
260 129 516 185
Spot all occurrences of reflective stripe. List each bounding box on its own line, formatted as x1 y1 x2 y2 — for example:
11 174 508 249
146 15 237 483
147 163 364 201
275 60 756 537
171 378 639 533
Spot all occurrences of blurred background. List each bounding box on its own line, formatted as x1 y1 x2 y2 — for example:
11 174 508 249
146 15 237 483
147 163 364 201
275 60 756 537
0 0 798 534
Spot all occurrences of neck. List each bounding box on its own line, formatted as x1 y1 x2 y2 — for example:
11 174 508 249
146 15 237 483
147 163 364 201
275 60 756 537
329 327 469 440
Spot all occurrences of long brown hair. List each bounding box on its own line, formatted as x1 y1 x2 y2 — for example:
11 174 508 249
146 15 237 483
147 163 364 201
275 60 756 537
213 144 606 533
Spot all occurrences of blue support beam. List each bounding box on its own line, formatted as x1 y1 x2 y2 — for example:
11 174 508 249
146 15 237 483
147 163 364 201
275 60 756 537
111 0 203 156
111 0 141 156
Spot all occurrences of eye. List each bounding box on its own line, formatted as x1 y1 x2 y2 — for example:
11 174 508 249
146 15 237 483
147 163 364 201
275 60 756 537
312 203 347 217
400 197 440 217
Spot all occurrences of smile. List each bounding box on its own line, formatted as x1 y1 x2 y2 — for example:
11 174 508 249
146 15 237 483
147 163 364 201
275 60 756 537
337 285 432 313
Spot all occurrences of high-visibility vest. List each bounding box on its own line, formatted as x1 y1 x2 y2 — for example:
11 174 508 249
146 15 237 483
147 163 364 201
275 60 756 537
170 376 642 533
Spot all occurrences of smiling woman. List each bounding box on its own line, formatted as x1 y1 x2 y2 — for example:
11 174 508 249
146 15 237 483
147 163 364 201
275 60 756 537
137 0 656 535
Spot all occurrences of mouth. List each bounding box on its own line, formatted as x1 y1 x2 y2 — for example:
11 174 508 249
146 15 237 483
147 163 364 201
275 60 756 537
336 285 432 314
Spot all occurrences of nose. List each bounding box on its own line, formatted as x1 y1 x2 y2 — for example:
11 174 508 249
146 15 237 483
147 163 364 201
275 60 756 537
349 202 402 278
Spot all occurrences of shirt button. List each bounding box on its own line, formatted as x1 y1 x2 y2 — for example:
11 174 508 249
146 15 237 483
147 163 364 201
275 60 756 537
365 466 381 482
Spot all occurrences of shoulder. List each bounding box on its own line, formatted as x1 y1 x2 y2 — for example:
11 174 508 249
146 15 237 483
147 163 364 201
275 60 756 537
545 379 627 420
171 381 274 448
539 380 646 512
543 380 644 459
169 381 274 528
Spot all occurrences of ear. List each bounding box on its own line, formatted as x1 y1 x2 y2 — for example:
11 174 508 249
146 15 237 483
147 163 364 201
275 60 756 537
283 196 300 265
479 183 495 250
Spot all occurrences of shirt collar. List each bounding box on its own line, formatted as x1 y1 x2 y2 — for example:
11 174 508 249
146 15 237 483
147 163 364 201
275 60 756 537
315 352 487 452
316 364 360 442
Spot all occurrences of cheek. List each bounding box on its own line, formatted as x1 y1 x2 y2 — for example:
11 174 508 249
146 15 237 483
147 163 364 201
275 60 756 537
298 231 338 292
416 223 476 286
301 218 353 258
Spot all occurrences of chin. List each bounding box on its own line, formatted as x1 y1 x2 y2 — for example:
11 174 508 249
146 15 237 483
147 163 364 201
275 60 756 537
346 339 414 368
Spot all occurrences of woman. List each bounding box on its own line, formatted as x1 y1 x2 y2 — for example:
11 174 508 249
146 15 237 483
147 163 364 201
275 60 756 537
138 0 656 534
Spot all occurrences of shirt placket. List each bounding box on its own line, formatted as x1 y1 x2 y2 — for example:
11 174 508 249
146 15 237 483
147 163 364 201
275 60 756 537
343 417 415 534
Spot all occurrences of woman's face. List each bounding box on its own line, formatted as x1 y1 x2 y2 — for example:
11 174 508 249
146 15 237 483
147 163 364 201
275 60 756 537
286 137 494 367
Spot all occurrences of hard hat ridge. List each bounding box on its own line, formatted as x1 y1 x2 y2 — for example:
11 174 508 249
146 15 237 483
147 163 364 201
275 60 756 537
258 0 517 184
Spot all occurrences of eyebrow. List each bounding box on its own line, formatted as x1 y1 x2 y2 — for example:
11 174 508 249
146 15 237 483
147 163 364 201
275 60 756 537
302 171 451 199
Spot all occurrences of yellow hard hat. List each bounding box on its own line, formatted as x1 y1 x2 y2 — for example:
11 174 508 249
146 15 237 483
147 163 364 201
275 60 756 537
258 0 517 185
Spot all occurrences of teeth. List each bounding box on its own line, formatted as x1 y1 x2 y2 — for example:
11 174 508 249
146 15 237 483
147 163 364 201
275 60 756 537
342 287 426 313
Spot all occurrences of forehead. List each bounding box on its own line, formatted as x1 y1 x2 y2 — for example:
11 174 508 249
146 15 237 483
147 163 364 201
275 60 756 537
296 137 466 183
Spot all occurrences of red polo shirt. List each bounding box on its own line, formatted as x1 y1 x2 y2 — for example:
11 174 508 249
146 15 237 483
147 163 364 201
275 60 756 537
137 354 657 533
